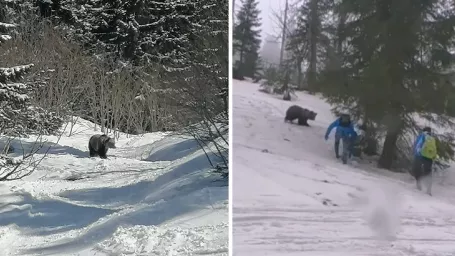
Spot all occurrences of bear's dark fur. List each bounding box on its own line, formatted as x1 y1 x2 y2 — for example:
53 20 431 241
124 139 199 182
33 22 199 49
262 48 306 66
284 105 317 126
88 134 116 159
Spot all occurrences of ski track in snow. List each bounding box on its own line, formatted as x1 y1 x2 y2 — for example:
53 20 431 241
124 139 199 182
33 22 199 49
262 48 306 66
0 119 228 256
232 80 455 256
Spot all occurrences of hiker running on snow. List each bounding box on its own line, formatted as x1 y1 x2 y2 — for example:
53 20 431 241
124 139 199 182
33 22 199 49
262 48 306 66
411 126 438 196
324 113 358 164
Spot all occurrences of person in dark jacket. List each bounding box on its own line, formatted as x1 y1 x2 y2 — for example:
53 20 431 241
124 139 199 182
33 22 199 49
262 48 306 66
325 114 358 164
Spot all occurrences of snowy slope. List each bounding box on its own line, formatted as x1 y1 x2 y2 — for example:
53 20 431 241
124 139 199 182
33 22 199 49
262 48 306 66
0 118 228 256
232 80 455 256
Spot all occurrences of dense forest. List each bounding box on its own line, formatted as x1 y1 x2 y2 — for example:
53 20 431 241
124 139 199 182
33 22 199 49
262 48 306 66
233 0 455 171
0 0 228 178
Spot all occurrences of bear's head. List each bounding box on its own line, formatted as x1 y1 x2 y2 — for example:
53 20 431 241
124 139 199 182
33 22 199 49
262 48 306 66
308 110 317 121
104 136 116 149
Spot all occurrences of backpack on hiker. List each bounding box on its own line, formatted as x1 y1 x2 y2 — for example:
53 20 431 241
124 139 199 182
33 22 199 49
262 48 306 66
420 134 437 159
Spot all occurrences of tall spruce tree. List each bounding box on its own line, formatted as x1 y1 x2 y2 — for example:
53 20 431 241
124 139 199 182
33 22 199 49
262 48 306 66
320 0 455 170
2 0 228 135
285 0 333 91
286 21 307 90
233 0 261 79
52 0 199 67
0 19 62 137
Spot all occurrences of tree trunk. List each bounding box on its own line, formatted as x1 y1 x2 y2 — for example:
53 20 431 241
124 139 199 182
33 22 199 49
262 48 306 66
279 0 289 68
282 69 291 101
296 58 303 90
307 0 318 92
377 129 399 170
336 9 346 54
237 41 245 79
232 0 236 28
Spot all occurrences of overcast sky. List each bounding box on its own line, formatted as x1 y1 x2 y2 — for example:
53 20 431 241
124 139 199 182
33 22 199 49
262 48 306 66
234 0 286 45
258 0 284 42
234 0 299 46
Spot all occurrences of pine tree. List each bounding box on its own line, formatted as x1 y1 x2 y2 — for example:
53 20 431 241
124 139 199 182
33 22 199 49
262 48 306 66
320 0 455 170
40 0 207 132
233 0 261 79
0 22 62 137
163 0 228 117
1 0 227 136
160 0 229 174
286 24 307 90
51 0 199 67
132 0 199 69
285 0 333 91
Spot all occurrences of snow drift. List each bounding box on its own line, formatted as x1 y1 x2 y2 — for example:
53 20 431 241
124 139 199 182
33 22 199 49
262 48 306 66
233 79 455 256
0 118 228 256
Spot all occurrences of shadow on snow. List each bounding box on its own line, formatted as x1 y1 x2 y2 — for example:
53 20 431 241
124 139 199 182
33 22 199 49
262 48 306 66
0 193 114 236
12 150 227 255
145 138 201 162
0 138 88 158
59 150 226 206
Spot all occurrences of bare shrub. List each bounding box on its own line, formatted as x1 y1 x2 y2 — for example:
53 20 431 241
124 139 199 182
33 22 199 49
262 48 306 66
1 13 186 135
0 135 51 181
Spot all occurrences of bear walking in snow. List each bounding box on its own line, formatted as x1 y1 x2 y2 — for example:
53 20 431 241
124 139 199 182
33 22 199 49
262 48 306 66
88 134 116 159
284 105 317 126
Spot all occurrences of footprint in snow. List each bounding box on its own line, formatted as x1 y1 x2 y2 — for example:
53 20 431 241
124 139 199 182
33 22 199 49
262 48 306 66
315 192 339 207
322 198 338 207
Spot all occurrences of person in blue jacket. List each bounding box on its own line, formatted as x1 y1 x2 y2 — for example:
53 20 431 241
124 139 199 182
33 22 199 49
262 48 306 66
324 113 358 164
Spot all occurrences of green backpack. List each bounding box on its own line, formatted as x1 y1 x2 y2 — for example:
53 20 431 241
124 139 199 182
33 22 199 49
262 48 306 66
420 135 437 159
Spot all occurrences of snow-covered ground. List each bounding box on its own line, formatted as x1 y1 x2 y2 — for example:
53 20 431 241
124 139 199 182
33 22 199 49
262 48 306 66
0 118 228 256
232 80 455 256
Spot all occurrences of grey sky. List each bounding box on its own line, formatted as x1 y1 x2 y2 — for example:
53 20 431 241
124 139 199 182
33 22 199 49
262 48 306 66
234 0 287 45
257 0 285 42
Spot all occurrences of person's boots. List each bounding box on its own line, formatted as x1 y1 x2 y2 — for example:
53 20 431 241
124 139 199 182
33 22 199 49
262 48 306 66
342 154 348 164
425 175 433 196
342 146 348 164
341 139 348 164
416 178 422 191
334 141 340 158
348 140 354 159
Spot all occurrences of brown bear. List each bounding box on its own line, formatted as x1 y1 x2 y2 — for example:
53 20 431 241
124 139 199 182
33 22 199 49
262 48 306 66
88 134 116 159
284 105 317 127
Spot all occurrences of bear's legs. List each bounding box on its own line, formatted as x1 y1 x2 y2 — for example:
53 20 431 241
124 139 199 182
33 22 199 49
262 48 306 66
298 117 309 126
98 145 108 159
88 143 97 157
